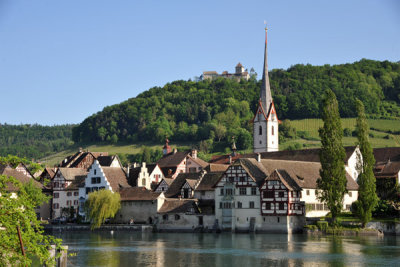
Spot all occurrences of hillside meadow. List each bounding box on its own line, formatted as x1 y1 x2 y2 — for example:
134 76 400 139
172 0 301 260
41 118 400 167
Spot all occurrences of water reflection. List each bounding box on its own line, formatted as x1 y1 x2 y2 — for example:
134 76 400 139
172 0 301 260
52 231 400 267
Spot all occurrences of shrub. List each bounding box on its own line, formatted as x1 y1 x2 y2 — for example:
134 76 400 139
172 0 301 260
317 220 329 231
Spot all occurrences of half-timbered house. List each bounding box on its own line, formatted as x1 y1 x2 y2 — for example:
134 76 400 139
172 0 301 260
260 169 304 217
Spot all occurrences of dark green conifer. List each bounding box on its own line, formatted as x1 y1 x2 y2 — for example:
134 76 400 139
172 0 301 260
355 99 378 227
317 89 347 224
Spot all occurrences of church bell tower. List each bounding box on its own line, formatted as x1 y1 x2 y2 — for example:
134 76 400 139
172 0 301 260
252 25 279 153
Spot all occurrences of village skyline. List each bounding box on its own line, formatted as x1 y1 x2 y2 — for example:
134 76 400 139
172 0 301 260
0 0 399 125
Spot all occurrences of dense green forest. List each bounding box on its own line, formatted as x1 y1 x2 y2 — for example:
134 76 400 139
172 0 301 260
72 59 400 151
0 124 75 159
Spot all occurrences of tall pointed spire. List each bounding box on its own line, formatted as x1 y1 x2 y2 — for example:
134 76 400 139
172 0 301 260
260 25 272 112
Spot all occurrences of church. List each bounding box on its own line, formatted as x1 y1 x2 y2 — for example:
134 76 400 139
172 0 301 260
252 26 279 153
213 27 359 233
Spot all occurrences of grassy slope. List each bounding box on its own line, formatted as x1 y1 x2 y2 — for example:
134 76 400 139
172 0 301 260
41 118 400 166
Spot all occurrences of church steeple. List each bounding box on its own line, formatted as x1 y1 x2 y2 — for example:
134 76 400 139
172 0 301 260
260 25 272 112
252 25 279 153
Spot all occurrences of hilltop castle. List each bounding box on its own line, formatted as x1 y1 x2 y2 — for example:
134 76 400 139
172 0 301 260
201 63 250 81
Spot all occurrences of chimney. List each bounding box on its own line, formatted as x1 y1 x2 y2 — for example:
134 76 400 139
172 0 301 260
229 155 232 164
79 147 83 153
191 149 197 159
257 153 261 163
133 162 138 168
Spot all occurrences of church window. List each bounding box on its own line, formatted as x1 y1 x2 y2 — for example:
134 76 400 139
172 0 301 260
142 178 146 186
259 125 262 135
272 126 274 136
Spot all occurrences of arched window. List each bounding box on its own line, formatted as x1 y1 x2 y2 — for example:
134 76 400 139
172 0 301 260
142 178 146 186
259 125 262 135
271 126 274 136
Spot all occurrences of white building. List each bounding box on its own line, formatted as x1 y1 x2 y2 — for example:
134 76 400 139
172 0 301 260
78 160 130 217
252 26 279 153
52 168 87 218
214 157 359 232
129 163 164 190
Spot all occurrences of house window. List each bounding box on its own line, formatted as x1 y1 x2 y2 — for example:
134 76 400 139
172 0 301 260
67 192 72 197
142 178 146 186
272 126 274 136
249 201 255 209
175 214 180 220
219 202 223 209
74 200 78 205
99 186 105 190
306 190 310 196
349 191 352 197
263 191 274 198
201 191 205 196
66 200 71 206
239 188 246 195
53 203 59 209
53 193 59 198
278 192 284 198
279 203 284 210
239 177 245 183
94 169 97 175
259 125 262 135
189 167 197 173
251 187 257 195
53 182 59 188
86 187 91 194
237 202 242 208
91 177 101 184
74 192 79 196
163 214 168 221
291 191 293 197
154 174 160 183
265 203 271 210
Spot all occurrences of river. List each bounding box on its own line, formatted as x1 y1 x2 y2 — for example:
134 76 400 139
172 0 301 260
53 231 400 266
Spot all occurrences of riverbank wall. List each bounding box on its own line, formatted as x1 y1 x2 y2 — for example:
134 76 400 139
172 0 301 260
44 224 154 233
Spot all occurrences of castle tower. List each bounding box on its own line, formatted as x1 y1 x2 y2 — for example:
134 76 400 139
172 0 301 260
252 26 279 153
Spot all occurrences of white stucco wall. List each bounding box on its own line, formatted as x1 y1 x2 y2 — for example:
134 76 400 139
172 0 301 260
301 188 358 217
157 214 215 230
193 190 215 200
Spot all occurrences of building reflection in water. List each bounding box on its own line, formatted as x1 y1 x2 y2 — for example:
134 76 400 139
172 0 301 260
56 231 400 267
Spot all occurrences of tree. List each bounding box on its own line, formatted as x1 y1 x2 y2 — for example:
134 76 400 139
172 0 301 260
0 175 62 266
317 89 347 224
214 124 227 142
85 189 121 230
354 99 378 227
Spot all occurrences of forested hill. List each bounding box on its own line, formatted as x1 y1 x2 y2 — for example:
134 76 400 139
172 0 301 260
0 124 75 159
72 59 400 150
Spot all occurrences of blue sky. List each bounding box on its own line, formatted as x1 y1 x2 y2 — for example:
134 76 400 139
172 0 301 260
0 0 399 125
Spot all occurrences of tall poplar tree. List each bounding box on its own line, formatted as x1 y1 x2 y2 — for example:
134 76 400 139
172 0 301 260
317 89 347 224
355 99 378 227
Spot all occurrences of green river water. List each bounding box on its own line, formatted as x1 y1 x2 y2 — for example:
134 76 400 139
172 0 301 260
53 231 400 266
